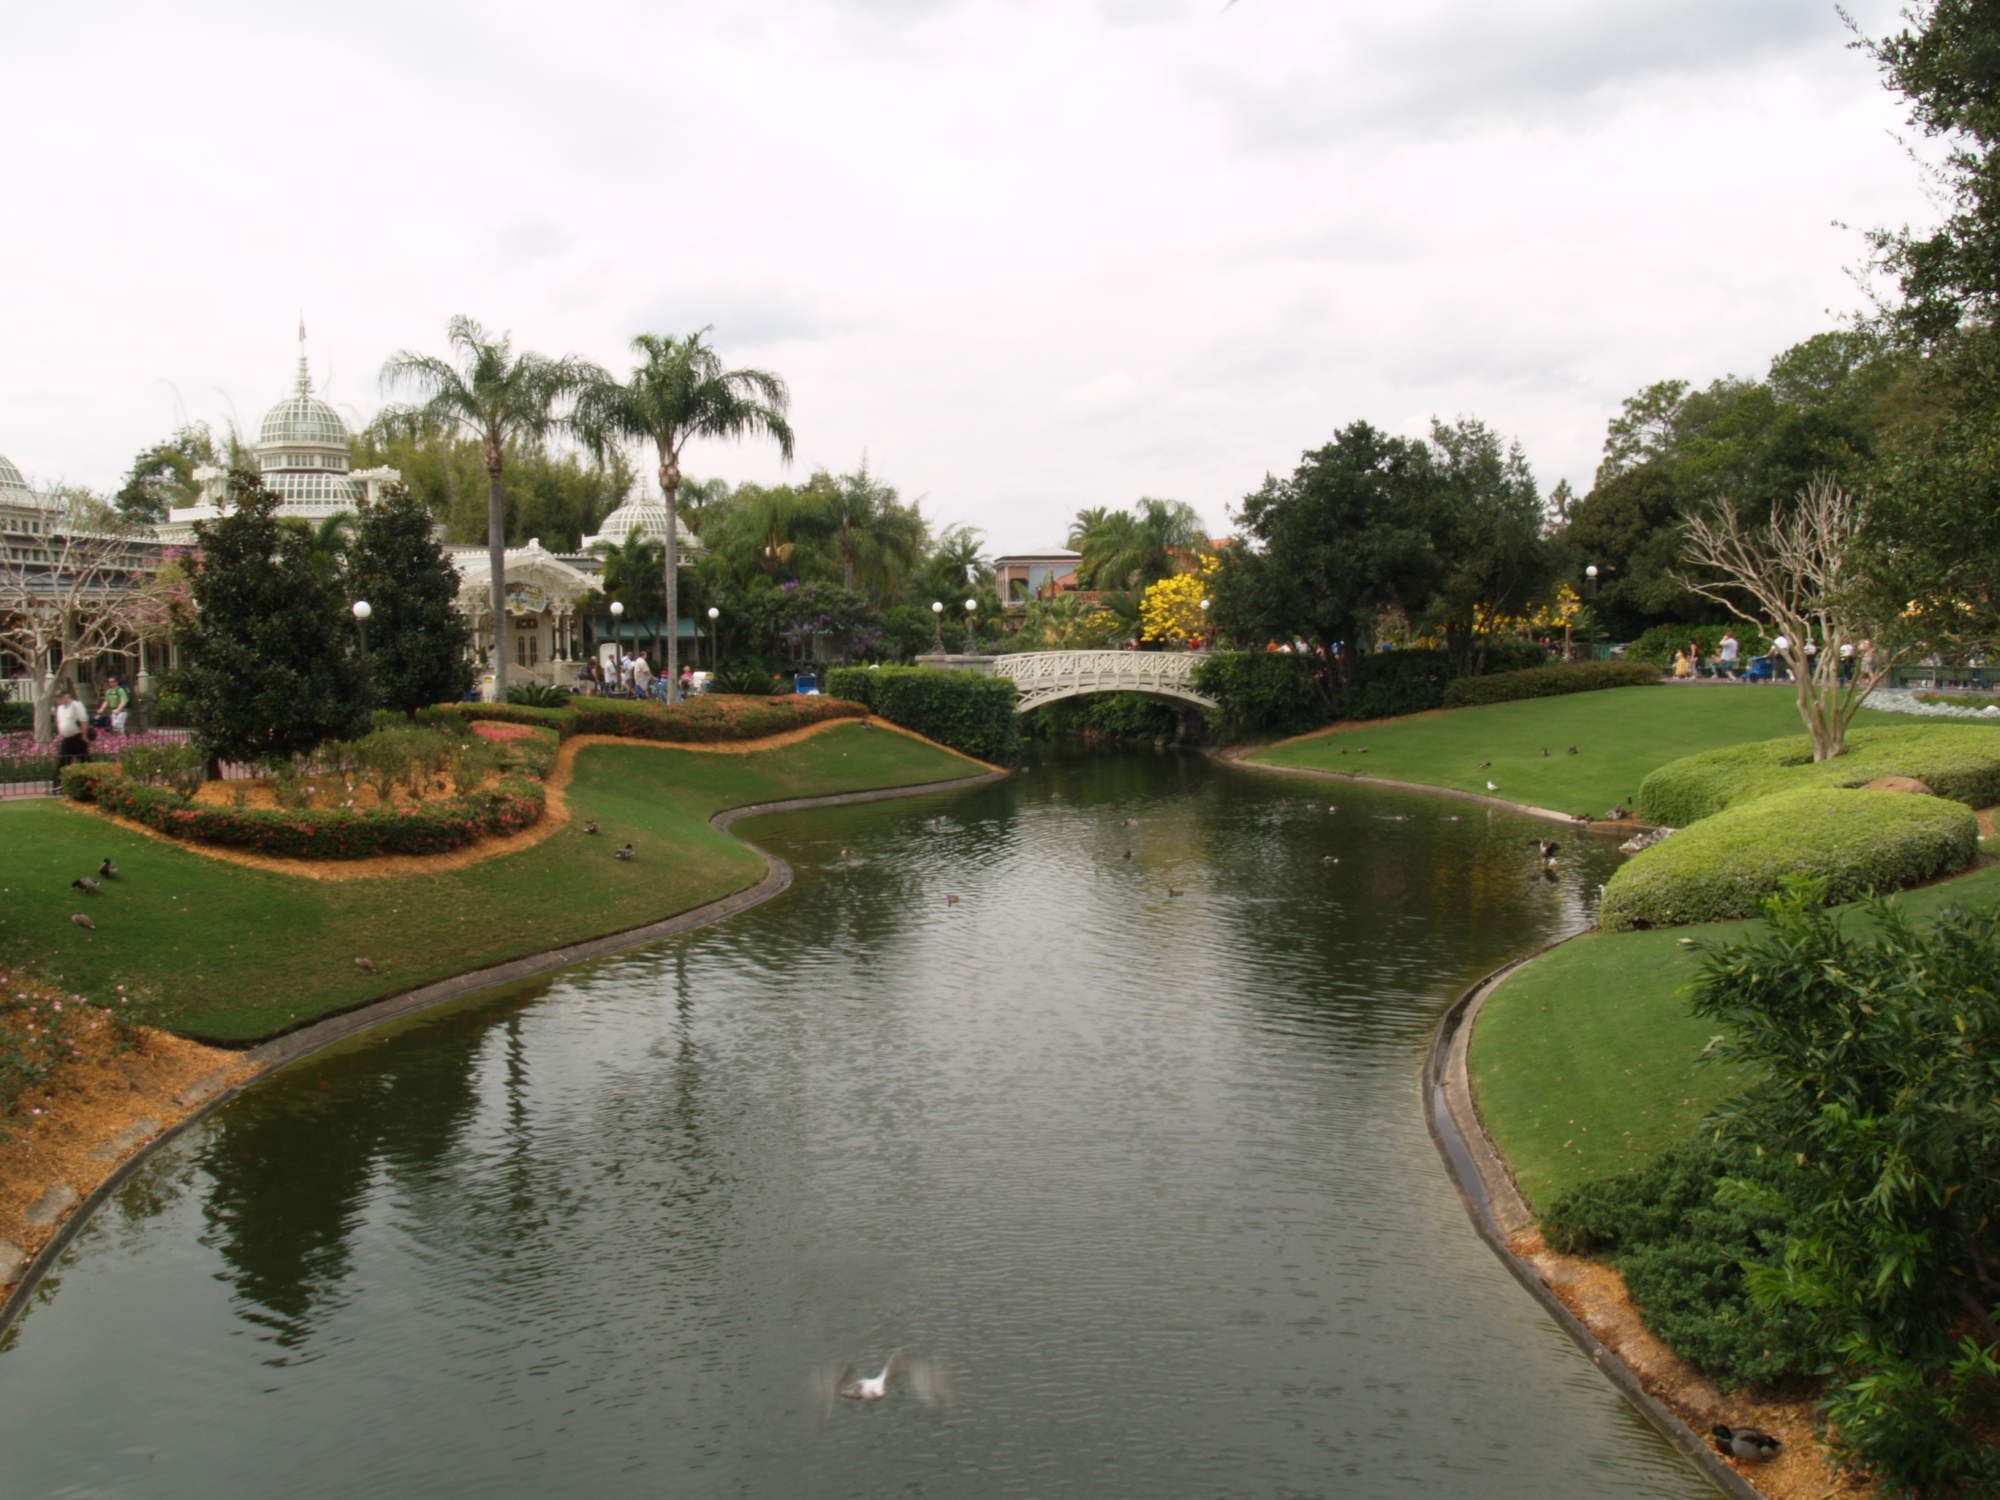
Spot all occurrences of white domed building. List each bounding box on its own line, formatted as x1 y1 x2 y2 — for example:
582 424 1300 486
156 355 402 542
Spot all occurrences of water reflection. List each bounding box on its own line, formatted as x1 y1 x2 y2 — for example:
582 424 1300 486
0 747 1708 1499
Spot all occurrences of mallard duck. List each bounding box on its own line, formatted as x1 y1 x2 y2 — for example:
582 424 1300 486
355 956 378 973
1168 888 1185 897
945 894 960 904
72 876 100 895
70 911 96 930
615 844 635 860
1711 1425 1779 1462
1541 747 1551 756
582 820 600 835
1565 745 1579 755
1478 760 1491 769
97 857 118 878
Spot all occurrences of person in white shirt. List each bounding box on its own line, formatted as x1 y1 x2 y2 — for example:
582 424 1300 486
632 654 653 697
1718 632 1740 678
1771 634 1792 682
52 689 92 788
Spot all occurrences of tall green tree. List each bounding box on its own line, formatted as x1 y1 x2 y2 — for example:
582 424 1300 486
1211 422 1439 699
1424 418 1563 674
815 461 926 603
166 469 371 767
115 423 220 524
1863 0 2000 341
346 484 475 715
577 330 794 700
379 316 599 697
352 421 633 551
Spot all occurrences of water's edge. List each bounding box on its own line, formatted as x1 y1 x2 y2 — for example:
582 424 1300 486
0 768 1007 1340
1423 956 1759 1500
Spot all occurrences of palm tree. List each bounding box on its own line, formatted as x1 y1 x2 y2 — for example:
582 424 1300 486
1072 498 1209 592
822 461 925 603
578 331 794 700
918 523 991 602
380 316 600 696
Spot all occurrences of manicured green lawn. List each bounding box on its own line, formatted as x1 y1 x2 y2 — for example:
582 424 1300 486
0 724 978 1044
1471 861 2000 1212
1251 685 1901 819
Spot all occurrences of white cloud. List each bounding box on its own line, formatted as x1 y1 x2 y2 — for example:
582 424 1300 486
0 0 1932 551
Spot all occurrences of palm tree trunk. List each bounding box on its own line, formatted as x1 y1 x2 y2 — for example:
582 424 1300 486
487 462 508 699
659 454 680 703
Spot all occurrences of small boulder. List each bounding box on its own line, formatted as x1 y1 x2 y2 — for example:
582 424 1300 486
23 1184 78 1227
1861 775 1935 796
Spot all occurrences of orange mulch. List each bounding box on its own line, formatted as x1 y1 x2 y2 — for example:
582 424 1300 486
1509 1226 1875 1499
0 971 250 1283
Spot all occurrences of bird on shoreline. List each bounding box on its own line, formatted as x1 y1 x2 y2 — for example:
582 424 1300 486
583 820 600 835
1540 747 1551 756
71 876 100 895
97 857 118 879
1711 1425 1779 1463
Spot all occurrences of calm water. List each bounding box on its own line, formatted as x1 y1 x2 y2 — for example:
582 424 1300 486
0 749 1716 1499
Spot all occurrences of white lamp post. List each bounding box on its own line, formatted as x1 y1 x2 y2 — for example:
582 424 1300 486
1198 596 1210 650
706 605 720 672
610 599 625 688
1583 566 1599 659
351 599 371 656
931 600 945 654
964 597 978 654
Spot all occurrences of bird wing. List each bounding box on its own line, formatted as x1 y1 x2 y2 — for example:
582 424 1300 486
806 1360 854 1427
884 1349 953 1408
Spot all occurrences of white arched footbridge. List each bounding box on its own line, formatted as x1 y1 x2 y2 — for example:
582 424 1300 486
918 651 1216 713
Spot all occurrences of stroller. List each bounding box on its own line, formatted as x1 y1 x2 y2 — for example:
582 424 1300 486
1744 655 1776 683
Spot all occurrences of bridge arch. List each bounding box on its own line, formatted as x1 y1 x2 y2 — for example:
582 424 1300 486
922 651 1217 715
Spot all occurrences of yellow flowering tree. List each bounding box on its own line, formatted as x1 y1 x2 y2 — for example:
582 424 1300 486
1140 556 1219 646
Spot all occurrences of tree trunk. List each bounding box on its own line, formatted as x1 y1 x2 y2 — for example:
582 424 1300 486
487 455 508 701
659 449 681 704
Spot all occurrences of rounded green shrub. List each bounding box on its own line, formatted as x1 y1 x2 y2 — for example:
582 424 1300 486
1635 722 2000 828
1440 659 1659 708
1599 787 1976 930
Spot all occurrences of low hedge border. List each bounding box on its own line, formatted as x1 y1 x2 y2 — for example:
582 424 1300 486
1635 722 2000 828
60 728 556 860
824 666 1020 762
1440 660 1660 709
451 694 864 744
1598 787 1977 930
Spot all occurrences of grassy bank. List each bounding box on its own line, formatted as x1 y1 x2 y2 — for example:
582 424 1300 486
1470 861 2000 1211
1 723 980 1044
1251 685 1899 819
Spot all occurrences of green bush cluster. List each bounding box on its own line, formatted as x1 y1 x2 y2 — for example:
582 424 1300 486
1191 652 1324 737
1687 888 2000 1495
824 665 1020 762
504 681 572 708
0 702 31 733
1599 788 1975 930
118 742 207 797
1543 1133 1816 1389
1636 722 2000 827
709 664 783 695
1026 692 1184 743
1194 644 1556 738
1441 659 1660 708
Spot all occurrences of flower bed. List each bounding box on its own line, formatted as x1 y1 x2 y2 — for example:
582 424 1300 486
61 727 556 860
1 729 189 786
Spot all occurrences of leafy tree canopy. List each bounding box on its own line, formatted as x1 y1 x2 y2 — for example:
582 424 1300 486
347 483 474 715
114 423 222 524
166 469 371 765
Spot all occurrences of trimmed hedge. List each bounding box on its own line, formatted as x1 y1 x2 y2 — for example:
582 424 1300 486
61 728 556 860
1441 659 1660 708
1191 652 1324 737
824 665 1019 762
450 694 864 744
1635 722 2000 828
1598 788 1976 930
1195 644 1557 736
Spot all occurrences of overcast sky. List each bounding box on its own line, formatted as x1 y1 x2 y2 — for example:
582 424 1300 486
2 0 1934 553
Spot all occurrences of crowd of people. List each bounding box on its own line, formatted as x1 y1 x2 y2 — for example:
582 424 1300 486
573 652 708 701
1669 633 1876 684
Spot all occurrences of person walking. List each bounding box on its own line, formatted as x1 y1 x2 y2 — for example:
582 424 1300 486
101 674 131 734
52 688 92 790
1839 641 1855 685
1771 634 1792 681
632 653 653 699
1718 632 1740 679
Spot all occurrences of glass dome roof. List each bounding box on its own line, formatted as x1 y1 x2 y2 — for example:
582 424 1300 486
0 453 30 495
258 359 350 449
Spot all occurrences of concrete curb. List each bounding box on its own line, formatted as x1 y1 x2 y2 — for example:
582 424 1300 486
1423 954 1764 1500
0 766 1006 1339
